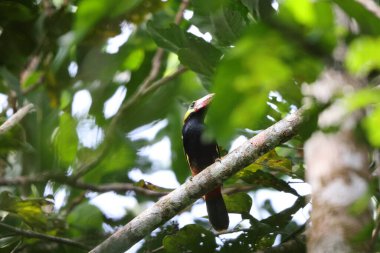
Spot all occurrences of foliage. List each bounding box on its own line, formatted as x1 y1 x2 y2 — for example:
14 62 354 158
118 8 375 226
0 0 379 252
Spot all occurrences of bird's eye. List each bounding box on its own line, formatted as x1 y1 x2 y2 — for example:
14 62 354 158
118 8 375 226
190 101 195 108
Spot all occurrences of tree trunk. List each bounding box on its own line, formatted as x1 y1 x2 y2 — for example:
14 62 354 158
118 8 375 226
304 70 372 253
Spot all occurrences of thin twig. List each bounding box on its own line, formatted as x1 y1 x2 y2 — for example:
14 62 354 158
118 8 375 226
174 0 190 24
144 66 188 95
74 181 168 197
0 104 34 135
72 146 109 180
0 175 168 197
0 222 90 250
356 0 380 18
222 185 258 195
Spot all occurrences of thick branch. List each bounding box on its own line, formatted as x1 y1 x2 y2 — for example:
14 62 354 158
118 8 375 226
0 104 34 135
89 107 306 253
0 222 90 250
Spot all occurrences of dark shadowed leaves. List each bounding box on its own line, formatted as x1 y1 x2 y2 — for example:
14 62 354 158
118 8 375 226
163 224 217 253
147 22 222 76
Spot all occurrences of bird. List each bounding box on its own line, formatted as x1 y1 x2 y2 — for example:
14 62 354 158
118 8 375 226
182 93 229 231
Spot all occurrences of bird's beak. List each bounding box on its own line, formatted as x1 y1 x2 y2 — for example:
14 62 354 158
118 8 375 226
193 93 215 112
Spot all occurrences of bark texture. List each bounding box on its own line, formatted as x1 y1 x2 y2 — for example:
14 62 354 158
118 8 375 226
304 70 372 253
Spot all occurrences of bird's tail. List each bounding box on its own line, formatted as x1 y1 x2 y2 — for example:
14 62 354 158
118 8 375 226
205 188 229 231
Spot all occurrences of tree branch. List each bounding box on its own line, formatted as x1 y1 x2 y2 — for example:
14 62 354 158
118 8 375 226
89 107 307 253
0 222 90 250
0 175 167 197
0 104 34 135
356 0 380 18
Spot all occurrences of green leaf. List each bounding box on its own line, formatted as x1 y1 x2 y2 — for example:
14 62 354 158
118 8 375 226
0 1 37 22
261 196 306 228
208 23 322 143
0 191 53 230
363 105 380 147
84 138 136 183
245 150 292 174
334 0 380 35
53 0 141 69
147 22 222 76
138 222 179 253
67 202 103 237
122 49 145 70
0 67 20 93
60 90 72 110
0 236 20 249
163 224 217 253
224 192 252 214
343 88 380 111
236 169 299 196
275 0 337 54
52 113 78 166
75 0 140 38
220 224 275 252
146 22 187 53
345 36 380 77
21 70 43 90
178 46 216 76
192 0 248 46
282 0 316 27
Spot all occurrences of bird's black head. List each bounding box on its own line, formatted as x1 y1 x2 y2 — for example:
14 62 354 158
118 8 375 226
183 93 214 123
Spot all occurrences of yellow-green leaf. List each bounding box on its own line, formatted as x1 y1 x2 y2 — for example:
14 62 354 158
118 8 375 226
346 36 380 77
224 192 252 214
52 113 78 166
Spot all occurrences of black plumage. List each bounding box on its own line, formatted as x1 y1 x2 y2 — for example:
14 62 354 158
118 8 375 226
182 95 229 231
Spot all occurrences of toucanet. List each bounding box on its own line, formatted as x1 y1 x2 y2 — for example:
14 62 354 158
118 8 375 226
182 93 229 231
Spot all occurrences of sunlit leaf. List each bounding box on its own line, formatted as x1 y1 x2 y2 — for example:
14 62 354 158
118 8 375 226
247 150 292 174
343 88 380 111
60 90 72 110
21 70 43 90
0 192 54 230
345 37 380 77
52 112 78 166
224 192 252 214
363 105 380 147
123 49 145 70
282 0 316 27
208 23 322 144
